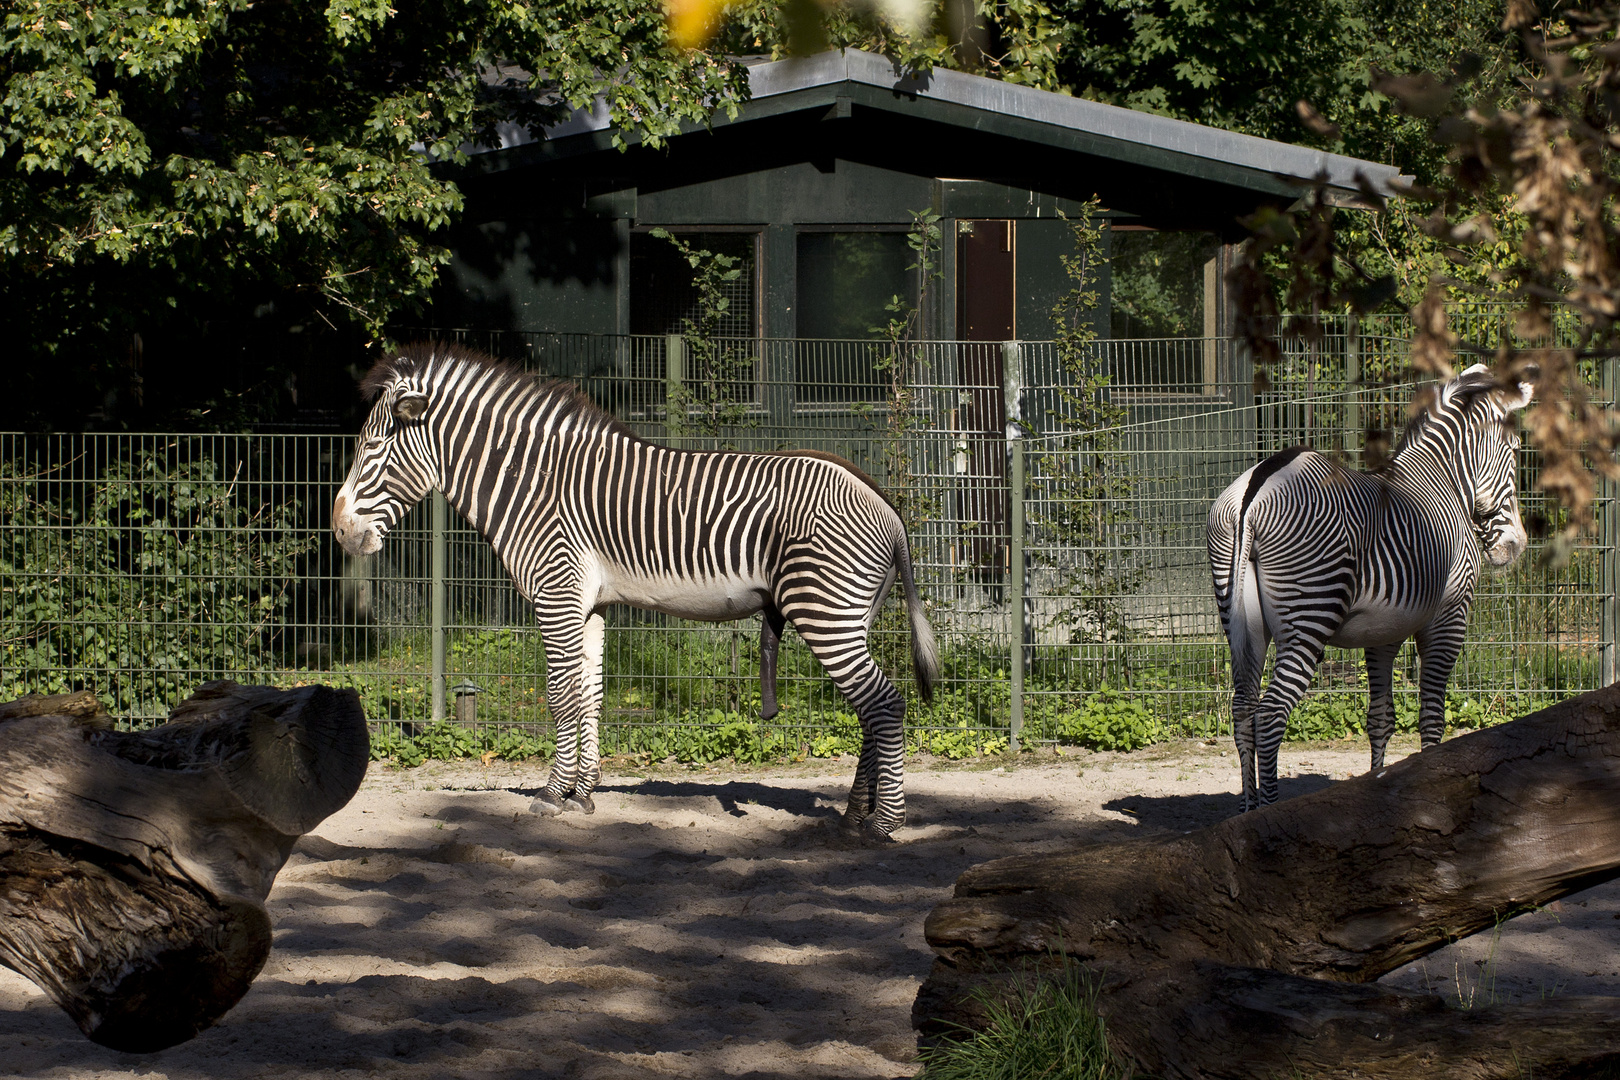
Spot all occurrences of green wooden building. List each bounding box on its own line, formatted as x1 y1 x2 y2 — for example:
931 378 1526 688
434 47 1401 361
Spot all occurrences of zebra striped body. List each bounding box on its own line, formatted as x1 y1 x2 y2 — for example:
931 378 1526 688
333 343 939 839
1207 365 1532 811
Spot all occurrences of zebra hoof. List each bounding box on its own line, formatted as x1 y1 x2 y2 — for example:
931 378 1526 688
859 821 898 845
531 793 565 817
838 810 869 836
563 794 596 815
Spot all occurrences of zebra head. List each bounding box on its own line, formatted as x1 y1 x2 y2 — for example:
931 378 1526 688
1452 363 1534 567
333 368 437 557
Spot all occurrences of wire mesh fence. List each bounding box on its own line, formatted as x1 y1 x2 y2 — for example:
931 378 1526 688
1 322 1613 758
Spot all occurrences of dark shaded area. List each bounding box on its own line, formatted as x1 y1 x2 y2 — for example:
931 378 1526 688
2 247 376 433
1101 771 1335 830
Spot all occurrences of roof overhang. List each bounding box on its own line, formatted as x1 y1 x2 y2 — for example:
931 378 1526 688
468 49 1404 207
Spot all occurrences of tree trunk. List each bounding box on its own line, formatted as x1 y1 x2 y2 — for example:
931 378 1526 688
0 681 369 1052
914 684 1620 1079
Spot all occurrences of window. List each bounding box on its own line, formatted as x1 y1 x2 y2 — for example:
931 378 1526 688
1109 229 1221 338
795 231 915 403
630 231 758 337
1108 229 1223 391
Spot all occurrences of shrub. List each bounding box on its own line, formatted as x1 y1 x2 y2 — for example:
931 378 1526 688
0 453 315 717
1056 686 1160 752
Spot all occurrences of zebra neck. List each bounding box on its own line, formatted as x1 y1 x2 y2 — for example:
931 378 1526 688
1385 440 1475 518
429 385 620 538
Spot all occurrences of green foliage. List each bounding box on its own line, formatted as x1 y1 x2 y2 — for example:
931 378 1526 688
675 710 793 763
915 719 1010 760
917 964 1127 1080
1287 693 1370 741
369 721 554 768
810 710 864 758
0 450 315 716
1287 688 1522 741
1 0 750 420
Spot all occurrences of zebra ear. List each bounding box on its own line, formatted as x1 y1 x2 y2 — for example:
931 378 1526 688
393 392 429 421
1502 380 1533 412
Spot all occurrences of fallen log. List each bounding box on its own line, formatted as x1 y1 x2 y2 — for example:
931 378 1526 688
0 681 368 1052
914 683 1620 1079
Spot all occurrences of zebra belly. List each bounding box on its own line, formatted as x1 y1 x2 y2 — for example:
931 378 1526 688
596 567 772 623
1329 602 1436 648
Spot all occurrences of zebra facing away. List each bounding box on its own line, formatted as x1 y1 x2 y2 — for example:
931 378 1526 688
1207 364 1533 811
332 343 940 841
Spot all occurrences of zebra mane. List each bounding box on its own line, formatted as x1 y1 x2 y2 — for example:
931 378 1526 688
1393 367 1509 456
360 342 634 439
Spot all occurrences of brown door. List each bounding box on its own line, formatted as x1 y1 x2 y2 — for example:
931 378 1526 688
955 220 1015 582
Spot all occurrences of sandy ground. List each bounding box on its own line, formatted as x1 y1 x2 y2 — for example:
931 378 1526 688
4 736 1620 1079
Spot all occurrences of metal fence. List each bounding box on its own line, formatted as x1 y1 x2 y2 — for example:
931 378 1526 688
2 321 1613 756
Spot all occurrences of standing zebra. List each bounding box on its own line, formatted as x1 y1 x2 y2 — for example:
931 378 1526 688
332 343 939 841
1207 364 1533 811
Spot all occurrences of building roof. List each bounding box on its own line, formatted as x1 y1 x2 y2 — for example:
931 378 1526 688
474 49 1403 208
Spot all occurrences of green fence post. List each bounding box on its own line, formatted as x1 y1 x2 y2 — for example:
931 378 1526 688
666 334 685 439
431 488 448 723
1605 355 1618 687
1345 314 1362 466
1005 340 1026 753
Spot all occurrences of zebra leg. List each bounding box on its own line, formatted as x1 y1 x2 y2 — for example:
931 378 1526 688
1250 639 1327 808
1225 599 1269 814
760 605 786 722
1414 608 1469 752
840 714 880 834
1364 643 1401 771
564 612 606 815
791 617 906 841
840 675 905 841
531 620 587 819
1231 678 1259 814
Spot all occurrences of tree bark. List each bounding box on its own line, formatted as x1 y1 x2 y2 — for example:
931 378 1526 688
0 681 369 1052
915 684 1620 1079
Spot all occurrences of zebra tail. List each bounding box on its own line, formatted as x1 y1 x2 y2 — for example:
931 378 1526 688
1224 501 1261 678
895 532 941 703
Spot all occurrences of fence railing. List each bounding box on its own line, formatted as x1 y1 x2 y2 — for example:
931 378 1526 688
2 326 1612 757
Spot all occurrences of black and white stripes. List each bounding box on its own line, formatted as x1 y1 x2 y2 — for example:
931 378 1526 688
333 343 939 840
1206 364 1533 811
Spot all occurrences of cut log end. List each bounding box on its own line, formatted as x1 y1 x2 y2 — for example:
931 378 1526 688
0 681 369 1051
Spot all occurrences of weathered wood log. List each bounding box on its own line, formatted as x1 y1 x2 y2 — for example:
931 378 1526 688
915 683 1620 1079
0 681 368 1052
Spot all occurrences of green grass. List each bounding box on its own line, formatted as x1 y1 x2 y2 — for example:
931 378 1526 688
916 966 1129 1080
288 618 1599 767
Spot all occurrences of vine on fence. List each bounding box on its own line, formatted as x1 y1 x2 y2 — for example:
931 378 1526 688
861 207 943 531
858 208 943 690
651 228 758 450
1032 201 1148 646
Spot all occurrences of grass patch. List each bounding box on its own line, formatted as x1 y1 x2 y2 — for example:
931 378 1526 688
917 966 1130 1080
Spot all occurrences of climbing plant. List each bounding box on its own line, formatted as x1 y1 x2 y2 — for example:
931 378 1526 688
651 228 759 450
1031 202 1148 644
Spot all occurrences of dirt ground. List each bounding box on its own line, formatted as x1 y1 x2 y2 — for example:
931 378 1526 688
5 736 1620 1079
